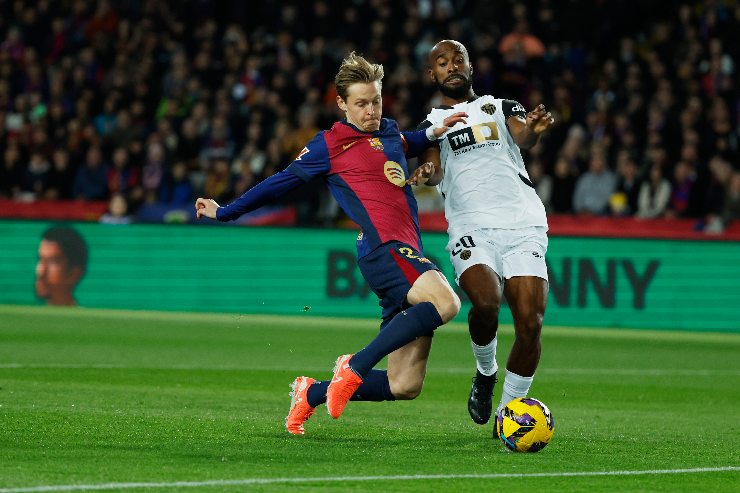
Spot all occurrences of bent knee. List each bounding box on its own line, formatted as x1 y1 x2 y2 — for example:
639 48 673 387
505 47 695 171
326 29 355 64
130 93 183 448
392 383 423 400
408 271 460 323
435 292 461 323
389 374 425 400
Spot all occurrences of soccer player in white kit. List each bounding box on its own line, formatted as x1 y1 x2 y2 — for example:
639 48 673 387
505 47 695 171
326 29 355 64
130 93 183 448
408 40 555 431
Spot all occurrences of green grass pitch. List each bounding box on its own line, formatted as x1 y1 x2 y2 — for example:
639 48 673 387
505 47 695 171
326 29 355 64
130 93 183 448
0 305 738 492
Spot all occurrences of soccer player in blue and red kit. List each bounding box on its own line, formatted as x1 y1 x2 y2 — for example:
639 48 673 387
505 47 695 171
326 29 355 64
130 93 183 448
195 52 467 435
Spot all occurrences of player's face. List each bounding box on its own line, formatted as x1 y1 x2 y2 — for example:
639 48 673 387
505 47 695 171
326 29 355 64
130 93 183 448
428 42 473 99
35 240 79 305
337 81 382 132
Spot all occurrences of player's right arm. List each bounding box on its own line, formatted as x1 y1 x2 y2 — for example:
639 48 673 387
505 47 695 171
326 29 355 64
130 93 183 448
195 132 330 221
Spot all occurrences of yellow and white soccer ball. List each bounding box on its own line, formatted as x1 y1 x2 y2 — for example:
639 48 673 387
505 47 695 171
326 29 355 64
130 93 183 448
495 397 554 452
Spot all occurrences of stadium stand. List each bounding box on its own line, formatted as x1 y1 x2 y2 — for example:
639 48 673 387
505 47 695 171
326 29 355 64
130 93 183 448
0 0 737 236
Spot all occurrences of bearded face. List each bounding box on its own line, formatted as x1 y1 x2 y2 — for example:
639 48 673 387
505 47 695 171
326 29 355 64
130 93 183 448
436 71 473 99
429 41 475 100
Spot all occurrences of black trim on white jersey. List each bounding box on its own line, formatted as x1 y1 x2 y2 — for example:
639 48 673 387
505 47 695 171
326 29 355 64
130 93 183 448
503 100 526 119
519 173 535 188
416 120 433 131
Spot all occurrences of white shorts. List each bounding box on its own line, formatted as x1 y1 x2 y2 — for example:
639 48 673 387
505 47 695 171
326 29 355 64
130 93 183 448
446 226 548 284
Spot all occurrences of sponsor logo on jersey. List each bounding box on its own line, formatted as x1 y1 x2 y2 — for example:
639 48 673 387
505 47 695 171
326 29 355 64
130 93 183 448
368 137 384 151
296 147 309 160
448 127 475 151
512 103 525 114
447 123 500 153
384 161 406 186
481 103 497 115
460 250 472 260
342 140 358 151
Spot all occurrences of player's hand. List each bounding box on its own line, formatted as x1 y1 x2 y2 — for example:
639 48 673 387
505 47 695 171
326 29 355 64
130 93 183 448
195 198 220 220
406 162 436 186
526 104 554 134
433 111 468 138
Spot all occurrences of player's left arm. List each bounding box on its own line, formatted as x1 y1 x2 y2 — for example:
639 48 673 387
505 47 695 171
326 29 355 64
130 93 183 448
504 101 554 150
401 111 468 158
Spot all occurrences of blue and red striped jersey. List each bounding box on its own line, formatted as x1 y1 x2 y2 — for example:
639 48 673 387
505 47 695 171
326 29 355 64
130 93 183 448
217 118 435 258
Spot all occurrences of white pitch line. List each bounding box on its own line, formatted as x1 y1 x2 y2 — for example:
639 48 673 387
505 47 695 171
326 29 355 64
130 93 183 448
436 368 740 376
0 467 738 493
1 364 739 377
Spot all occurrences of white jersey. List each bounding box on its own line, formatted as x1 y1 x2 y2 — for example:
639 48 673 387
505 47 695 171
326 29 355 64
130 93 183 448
424 95 547 239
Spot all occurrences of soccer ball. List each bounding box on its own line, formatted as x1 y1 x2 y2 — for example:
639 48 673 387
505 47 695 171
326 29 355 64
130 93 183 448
495 397 554 452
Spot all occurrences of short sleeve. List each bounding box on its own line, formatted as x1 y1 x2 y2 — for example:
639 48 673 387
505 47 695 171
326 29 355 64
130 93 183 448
416 119 433 131
502 100 527 119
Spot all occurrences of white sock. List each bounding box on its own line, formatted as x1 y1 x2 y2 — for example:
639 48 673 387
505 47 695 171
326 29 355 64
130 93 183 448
471 337 498 376
497 370 533 413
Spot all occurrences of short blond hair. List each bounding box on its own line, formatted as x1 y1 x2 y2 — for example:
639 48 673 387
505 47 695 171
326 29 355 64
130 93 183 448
334 52 384 101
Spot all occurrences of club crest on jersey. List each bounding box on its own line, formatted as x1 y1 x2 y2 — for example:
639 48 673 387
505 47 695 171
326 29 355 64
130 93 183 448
368 138 384 151
481 103 496 115
384 161 406 186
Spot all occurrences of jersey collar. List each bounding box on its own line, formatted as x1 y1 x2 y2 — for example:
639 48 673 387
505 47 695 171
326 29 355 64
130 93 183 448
435 95 479 110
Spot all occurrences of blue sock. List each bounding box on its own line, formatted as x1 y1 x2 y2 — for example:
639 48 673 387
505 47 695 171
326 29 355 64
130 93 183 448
306 370 395 407
306 381 329 407
350 302 443 377
351 369 396 401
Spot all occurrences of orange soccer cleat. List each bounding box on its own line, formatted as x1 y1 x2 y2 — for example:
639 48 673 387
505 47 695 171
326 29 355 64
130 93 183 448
326 354 364 419
285 376 316 435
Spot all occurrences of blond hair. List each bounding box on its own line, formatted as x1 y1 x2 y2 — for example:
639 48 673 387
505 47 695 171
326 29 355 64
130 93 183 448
334 52 384 101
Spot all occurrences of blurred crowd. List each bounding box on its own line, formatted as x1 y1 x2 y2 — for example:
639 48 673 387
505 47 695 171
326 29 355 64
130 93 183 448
0 0 738 230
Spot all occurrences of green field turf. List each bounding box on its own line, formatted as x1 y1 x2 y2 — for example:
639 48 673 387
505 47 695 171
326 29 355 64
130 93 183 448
0 305 738 492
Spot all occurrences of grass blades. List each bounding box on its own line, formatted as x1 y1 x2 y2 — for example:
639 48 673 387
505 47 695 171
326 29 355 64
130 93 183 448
0 305 738 492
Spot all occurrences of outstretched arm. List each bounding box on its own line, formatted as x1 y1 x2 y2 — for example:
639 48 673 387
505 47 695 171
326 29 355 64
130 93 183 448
197 131 331 221
506 103 555 150
195 169 304 221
